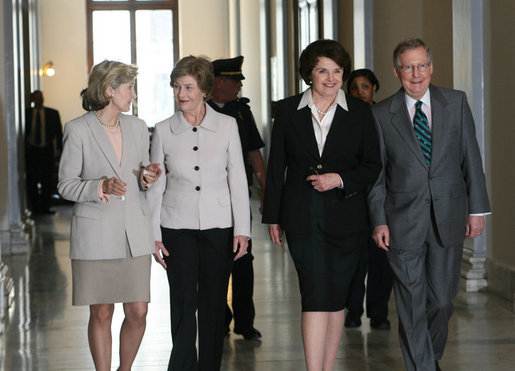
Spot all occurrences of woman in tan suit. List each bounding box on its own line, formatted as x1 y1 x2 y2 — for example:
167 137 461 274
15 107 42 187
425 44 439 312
58 60 162 371
147 56 250 371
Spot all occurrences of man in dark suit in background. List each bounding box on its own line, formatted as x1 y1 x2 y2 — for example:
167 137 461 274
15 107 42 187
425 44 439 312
208 56 266 341
25 90 63 214
368 38 490 371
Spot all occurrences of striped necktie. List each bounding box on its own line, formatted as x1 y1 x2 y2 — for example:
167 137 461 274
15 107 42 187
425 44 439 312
413 100 431 166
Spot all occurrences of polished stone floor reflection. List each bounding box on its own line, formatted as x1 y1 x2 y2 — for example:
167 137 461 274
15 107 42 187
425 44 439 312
1 203 514 370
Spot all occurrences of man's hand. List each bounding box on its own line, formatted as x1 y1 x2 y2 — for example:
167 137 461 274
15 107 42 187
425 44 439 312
373 225 390 251
466 215 486 238
268 224 283 247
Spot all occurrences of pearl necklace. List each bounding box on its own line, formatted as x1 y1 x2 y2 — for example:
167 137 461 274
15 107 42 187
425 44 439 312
94 111 120 129
315 107 327 116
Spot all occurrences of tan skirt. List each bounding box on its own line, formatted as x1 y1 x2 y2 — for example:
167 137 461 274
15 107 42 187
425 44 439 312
71 243 151 306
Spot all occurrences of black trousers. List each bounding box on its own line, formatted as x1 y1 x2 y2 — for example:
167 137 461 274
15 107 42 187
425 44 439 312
345 234 393 319
225 239 255 331
26 145 54 212
162 227 234 371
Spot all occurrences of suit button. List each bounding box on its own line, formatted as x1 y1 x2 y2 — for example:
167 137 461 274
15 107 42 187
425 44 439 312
425 199 430 204
192 127 197 132
194 166 199 171
316 164 323 170
193 146 198 151
195 186 200 191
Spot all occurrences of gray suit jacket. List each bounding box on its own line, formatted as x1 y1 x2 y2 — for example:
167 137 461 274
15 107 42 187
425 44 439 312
58 112 154 260
147 104 250 241
368 85 490 247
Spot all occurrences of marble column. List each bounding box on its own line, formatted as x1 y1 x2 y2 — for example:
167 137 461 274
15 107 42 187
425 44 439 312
453 0 488 292
1 0 30 256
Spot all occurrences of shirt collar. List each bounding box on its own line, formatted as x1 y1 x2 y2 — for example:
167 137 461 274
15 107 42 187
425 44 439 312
405 89 431 109
170 103 218 134
297 88 348 111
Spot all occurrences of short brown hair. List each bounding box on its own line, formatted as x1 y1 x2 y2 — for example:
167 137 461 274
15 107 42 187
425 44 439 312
393 38 433 67
299 39 352 85
81 60 138 111
170 56 214 100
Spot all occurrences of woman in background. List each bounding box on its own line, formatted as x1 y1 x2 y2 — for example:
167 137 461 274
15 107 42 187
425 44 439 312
262 40 381 370
344 68 393 331
148 55 250 371
58 60 161 371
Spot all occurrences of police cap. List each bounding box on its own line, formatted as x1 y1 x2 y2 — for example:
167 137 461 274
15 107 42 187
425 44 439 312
212 56 245 80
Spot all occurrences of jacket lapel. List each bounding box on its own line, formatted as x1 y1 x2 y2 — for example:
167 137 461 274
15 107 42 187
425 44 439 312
389 89 429 169
119 115 130 170
428 85 449 170
292 105 321 161
321 106 347 159
85 112 123 179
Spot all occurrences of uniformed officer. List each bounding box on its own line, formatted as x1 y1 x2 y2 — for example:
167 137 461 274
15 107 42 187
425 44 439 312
208 56 266 341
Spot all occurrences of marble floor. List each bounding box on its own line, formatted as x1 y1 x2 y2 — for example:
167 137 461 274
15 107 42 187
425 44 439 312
1 203 514 370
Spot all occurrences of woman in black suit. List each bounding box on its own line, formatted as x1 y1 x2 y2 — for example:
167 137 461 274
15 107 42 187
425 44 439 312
262 40 381 370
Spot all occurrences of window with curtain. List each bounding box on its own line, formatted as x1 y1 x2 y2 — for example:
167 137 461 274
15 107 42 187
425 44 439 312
87 0 178 126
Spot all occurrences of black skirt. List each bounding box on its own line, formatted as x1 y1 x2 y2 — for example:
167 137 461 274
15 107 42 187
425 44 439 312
286 224 366 312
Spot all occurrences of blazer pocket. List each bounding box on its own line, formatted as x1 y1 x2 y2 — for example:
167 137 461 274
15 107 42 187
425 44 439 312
74 204 101 220
217 194 231 207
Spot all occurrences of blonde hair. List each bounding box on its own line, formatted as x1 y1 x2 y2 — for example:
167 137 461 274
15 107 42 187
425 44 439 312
170 55 214 100
81 60 138 111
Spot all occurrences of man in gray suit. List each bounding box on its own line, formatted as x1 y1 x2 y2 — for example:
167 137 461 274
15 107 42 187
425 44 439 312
368 38 490 371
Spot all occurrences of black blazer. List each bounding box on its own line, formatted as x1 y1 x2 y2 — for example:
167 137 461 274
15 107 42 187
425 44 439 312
262 92 381 237
25 107 63 156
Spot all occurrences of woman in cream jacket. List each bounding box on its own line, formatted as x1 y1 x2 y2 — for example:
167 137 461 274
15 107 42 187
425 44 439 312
58 60 161 371
148 56 250 371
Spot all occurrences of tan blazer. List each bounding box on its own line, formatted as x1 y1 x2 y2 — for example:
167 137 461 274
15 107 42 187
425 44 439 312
147 104 250 241
58 112 154 260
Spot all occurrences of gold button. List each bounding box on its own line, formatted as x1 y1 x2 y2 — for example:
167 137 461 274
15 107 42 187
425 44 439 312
316 164 323 170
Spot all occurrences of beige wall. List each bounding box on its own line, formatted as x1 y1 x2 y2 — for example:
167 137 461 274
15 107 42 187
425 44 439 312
337 0 354 68
372 0 452 101
179 0 230 58
487 0 515 266
40 0 88 125
239 1 264 134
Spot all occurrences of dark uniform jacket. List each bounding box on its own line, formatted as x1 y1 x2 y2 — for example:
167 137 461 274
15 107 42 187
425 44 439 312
208 98 264 187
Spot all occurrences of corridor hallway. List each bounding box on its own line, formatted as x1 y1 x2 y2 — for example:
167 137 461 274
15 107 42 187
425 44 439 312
1 203 514 370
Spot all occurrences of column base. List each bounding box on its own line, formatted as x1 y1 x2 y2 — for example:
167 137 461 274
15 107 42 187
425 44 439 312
461 248 487 292
0 262 15 335
1 227 30 255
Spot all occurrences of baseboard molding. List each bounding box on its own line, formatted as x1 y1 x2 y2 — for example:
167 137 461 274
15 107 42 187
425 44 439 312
486 257 515 310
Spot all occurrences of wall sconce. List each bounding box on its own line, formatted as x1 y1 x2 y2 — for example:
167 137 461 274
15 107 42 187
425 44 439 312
43 61 55 77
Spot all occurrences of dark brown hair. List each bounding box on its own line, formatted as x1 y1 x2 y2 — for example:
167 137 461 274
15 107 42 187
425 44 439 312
299 39 352 85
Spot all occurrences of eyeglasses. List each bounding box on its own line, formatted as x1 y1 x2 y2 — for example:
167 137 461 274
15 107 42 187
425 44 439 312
397 63 431 74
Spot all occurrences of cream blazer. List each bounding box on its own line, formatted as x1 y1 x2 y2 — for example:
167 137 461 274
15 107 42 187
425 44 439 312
58 112 154 260
147 104 250 241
